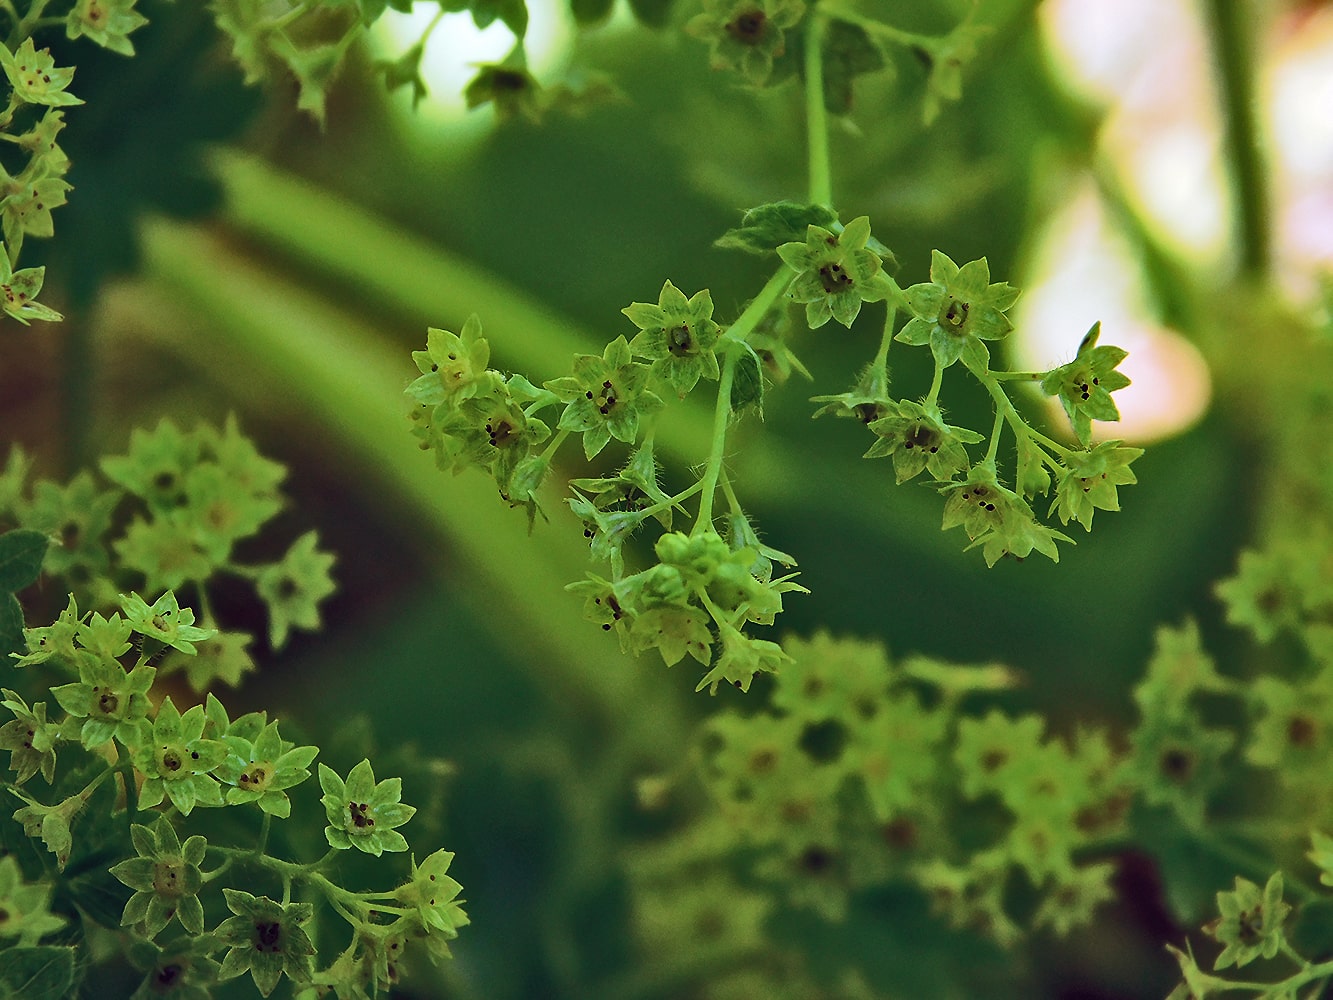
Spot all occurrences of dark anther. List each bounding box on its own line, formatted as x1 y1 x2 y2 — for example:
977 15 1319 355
725 8 767 43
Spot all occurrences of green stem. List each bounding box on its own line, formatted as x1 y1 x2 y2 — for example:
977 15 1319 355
1203 0 1268 277
636 477 704 524
804 9 832 207
923 357 944 407
989 370 1044 382
821 6 932 48
256 812 271 855
982 404 1005 467
539 428 570 463
976 373 1075 461
692 266 791 532
694 348 738 534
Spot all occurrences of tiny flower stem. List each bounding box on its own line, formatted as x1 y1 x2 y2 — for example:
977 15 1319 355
256 812 271 855
976 374 1076 461
636 477 704 524
989 370 1045 382
820 5 932 48
872 303 897 371
804 10 832 207
923 357 945 407
539 428 571 463
982 404 1005 468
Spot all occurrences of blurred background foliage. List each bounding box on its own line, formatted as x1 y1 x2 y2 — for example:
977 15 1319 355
2 0 1330 996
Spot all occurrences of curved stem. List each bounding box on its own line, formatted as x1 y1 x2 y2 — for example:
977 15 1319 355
982 404 1005 468
923 357 944 407
804 9 832 207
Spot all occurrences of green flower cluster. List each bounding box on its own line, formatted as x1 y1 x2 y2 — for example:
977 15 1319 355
634 633 1130 935
2 417 336 686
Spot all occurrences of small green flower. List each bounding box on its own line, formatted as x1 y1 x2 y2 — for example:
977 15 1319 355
1032 863 1117 937
864 399 982 483
1049 441 1143 530
1215 538 1333 644
0 853 66 944
3 176 72 245
1205 873 1290 970
17 472 119 587
9 785 92 869
628 603 713 667
686 0 806 86
953 709 1046 800
120 590 216 654
319 758 417 856
178 630 255 691
12 593 81 667
570 440 681 530
255 531 336 649
407 315 491 407
182 462 281 563
777 217 886 329
810 361 894 423
567 572 636 644
0 243 61 323
51 655 155 748
940 465 1071 565
695 622 789 694
896 251 1019 369
624 281 723 398
133 697 227 815
77 611 132 660
110 819 207 937
0 690 60 784
0 38 83 107
546 336 664 459
115 512 214 592
464 60 544 122
395 849 470 948
215 719 318 818
215 890 316 997
66 0 149 57
101 418 201 511
1040 322 1132 446
127 939 221 1000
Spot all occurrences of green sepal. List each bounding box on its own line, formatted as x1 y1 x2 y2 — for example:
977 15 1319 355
730 343 764 416
714 201 838 256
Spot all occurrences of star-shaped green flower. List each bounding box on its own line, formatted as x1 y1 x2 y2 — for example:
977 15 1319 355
120 590 216 655
395 848 470 948
777 217 886 329
51 655 156 749
546 336 664 459
864 399 982 483
686 0 806 86
810 361 894 423
624 280 723 398
132 697 227 815
896 251 1019 369
319 758 417 856
214 719 318 818
66 0 149 58
939 465 1072 566
1050 441 1142 530
0 38 83 107
1041 323 1132 446
406 314 491 407
696 622 790 694
0 243 61 324
254 531 335 650
110 819 208 937
0 690 59 784
215 890 315 997
0 854 66 945
1205 873 1290 970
